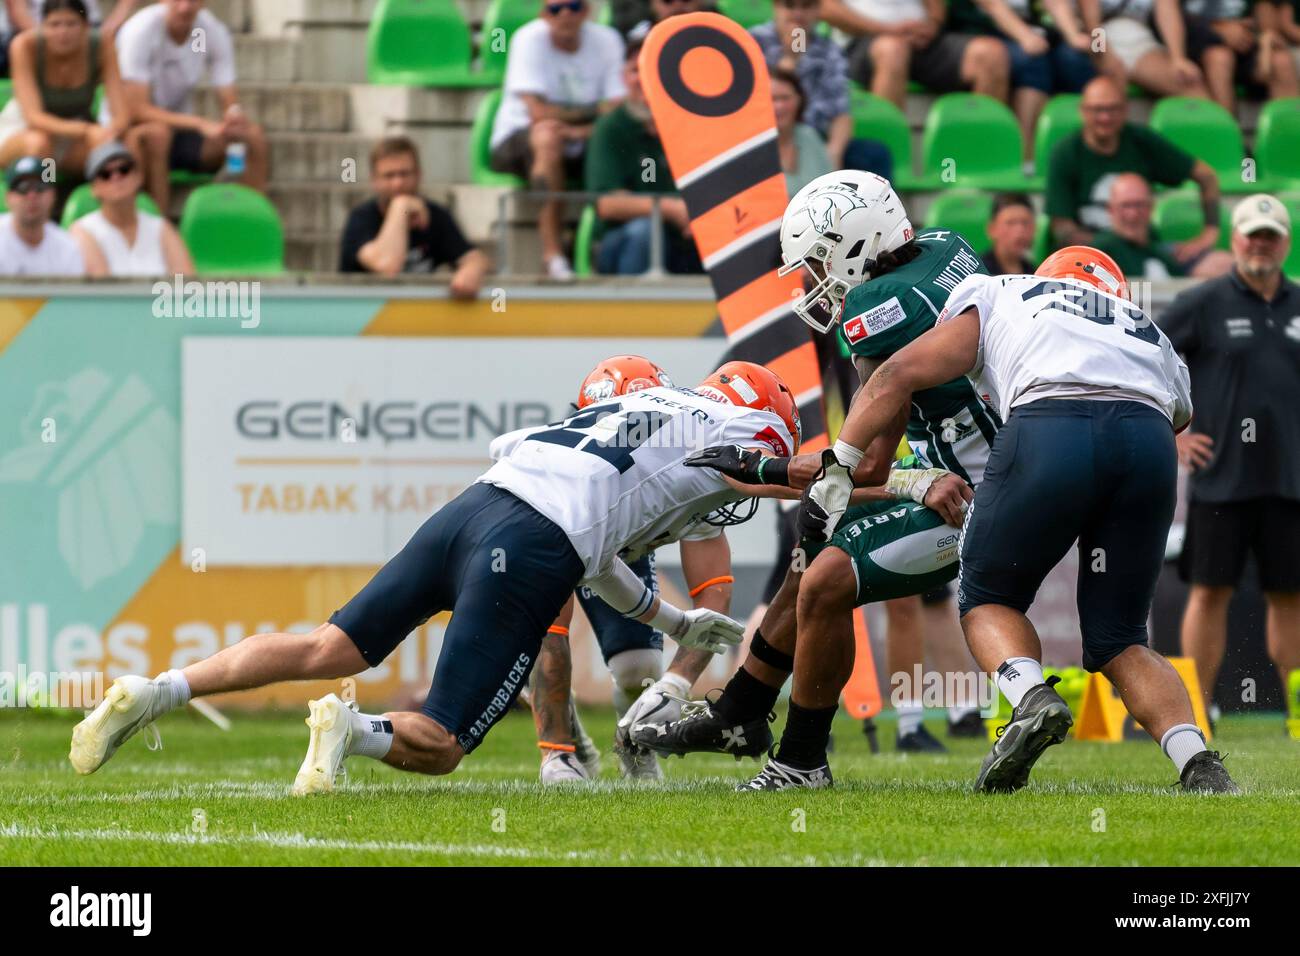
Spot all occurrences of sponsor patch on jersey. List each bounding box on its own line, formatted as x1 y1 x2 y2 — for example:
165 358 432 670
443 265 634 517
753 425 790 457
842 296 906 343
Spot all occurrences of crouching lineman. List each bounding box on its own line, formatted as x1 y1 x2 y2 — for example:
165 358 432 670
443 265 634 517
67 362 804 791
516 356 737 784
798 246 1239 793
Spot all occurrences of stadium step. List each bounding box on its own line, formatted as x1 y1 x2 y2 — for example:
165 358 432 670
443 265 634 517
232 35 301 85
265 131 377 183
194 83 352 133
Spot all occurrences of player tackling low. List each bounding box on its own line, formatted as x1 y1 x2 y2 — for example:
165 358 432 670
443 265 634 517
800 246 1239 793
67 363 802 791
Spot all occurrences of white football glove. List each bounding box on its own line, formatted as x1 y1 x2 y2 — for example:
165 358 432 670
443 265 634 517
798 442 859 543
616 672 691 744
666 607 745 654
885 467 952 506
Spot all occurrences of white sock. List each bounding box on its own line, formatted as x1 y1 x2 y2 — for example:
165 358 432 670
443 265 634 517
153 669 191 711
948 704 979 723
897 701 923 736
1160 723 1207 774
995 657 1044 708
346 709 394 759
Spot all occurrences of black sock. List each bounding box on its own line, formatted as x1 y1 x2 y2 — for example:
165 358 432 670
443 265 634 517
713 666 782 724
776 701 837 770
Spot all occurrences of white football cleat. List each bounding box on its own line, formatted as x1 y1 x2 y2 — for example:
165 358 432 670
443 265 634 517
291 694 354 796
540 749 590 786
69 675 169 775
615 741 663 782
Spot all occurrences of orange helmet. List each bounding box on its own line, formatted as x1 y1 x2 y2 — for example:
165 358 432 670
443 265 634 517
696 361 802 455
1035 245 1127 297
577 355 673 408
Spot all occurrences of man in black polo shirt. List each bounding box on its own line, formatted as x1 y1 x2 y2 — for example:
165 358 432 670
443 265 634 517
1159 193 1300 729
339 136 489 297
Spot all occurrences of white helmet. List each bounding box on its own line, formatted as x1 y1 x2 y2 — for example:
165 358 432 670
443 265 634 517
779 171 914 333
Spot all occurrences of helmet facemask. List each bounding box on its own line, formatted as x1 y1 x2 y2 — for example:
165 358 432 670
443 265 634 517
780 229 883 334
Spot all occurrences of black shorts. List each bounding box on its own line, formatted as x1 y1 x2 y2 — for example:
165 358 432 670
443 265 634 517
849 32 977 92
1184 14 1269 95
1179 497 1300 592
169 128 221 173
958 399 1177 672
489 127 585 182
330 482 584 752
576 552 663 663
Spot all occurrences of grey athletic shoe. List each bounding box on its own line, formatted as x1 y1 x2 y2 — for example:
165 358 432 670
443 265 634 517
975 676 1073 793
1179 751 1240 794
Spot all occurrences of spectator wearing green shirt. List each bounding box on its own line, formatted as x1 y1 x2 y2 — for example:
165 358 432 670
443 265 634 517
1046 77 1222 265
584 40 701 275
1092 172 1233 280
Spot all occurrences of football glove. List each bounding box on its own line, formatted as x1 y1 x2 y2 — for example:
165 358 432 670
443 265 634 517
665 607 745 654
684 444 791 486
798 445 857 543
615 673 692 749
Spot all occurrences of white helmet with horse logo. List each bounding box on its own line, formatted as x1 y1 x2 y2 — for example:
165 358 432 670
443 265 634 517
779 171 913 333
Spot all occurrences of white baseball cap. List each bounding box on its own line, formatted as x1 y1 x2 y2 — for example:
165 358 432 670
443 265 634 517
1232 194 1290 237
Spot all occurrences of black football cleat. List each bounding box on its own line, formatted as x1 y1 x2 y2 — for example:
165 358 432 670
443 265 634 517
947 711 986 738
1180 751 1241 794
975 676 1073 793
736 755 833 791
630 700 772 759
896 724 947 753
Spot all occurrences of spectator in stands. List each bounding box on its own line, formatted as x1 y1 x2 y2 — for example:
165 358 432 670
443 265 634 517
1092 172 1233 278
771 67 832 195
69 139 193 276
1038 0 1127 86
0 153 84 274
107 0 269 214
585 38 700 275
1160 193 1300 729
1183 0 1298 114
752 0 890 176
1256 0 1300 75
0 0 135 178
1046 77 1221 262
339 136 489 296
490 0 626 280
1 0 137 71
827 0 1010 108
1077 0 1213 97
981 192 1036 274
624 0 711 40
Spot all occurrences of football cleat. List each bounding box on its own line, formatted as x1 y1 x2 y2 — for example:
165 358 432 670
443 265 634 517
630 698 773 759
947 711 986 738
69 675 171 775
737 756 833 791
291 694 354 796
975 676 1073 793
540 750 590 786
897 724 947 752
613 735 663 782
1179 751 1241 794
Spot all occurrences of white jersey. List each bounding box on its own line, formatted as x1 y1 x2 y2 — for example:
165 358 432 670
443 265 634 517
942 274 1192 430
480 387 794 578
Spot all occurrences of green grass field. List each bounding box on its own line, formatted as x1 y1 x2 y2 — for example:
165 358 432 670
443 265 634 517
2 706 1296 866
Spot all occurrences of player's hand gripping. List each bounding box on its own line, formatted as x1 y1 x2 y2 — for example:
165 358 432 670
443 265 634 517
669 608 745 654
798 444 858 543
615 673 691 750
684 444 790 486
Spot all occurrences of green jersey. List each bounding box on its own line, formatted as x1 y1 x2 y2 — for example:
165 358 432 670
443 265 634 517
837 228 1000 485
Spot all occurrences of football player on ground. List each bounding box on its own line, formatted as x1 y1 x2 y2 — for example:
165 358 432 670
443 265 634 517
630 171 993 782
798 246 1239 793
517 356 738 785
67 362 803 791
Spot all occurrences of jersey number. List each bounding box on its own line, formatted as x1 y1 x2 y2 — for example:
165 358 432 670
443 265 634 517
526 402 672 474
1020 281 1160 346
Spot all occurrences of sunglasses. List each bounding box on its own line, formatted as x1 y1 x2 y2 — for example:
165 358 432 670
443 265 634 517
545 0 584 13
95 162 136 181
9 179 52 195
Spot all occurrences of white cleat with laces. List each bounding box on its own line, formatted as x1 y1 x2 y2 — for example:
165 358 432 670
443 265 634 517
69 675 170 775
540 749 591 785
291 694 355 796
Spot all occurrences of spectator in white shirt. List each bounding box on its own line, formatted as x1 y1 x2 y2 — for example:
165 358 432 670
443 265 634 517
489 0 626 279
107 0 268 213
70 140 194 277
0 153 85 275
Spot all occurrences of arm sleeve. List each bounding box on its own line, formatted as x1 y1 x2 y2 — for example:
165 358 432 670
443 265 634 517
208 16 238 87
1170 350 1194 433
937 274 994 377
584 556 659 618
1141 127 1196 186
337 206 372 273
115 16 153 84
504 25 547 97
601 29 627 100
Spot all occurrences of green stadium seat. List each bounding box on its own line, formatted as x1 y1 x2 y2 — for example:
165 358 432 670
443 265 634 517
574 204 597 276
170 170 215 186
59 182 161 228
1150 96 1251 194
921 93 1023 190
718 0 773 28
1152 191 1230 249
470 89 527 187
479 0 537 81
0 79 13 112
367 0 495 87
180 183 285 275
849 87 923 190
1277 192 1300 278
925 189 992 255
1255 97 1300 190
1032 94 1081 186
